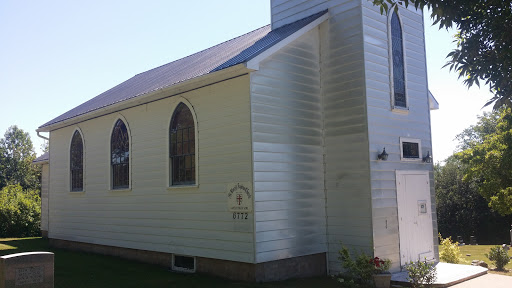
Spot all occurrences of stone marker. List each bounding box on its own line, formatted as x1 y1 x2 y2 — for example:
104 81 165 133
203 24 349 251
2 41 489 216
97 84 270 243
0 252 54 288
470 236 477 245
477 261 488 268
470 260 488 268
457 236 464 245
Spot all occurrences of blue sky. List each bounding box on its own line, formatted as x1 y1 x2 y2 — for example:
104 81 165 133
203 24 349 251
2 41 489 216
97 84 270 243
0 1 492 162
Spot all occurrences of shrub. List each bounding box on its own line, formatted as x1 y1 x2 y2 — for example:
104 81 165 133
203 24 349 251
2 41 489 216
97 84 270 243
337 244 374 285
405 259 437 288
0 184 41 237
439 234 463 264
485 246 510 270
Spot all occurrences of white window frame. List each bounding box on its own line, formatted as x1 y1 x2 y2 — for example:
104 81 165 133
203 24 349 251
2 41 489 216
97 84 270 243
108 114 132 191
400 137 422 161
167 98 199 189
388 9 409 113
68 127 86 193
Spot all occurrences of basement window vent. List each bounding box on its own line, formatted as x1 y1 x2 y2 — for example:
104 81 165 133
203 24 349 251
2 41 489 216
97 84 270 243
172 255 196 273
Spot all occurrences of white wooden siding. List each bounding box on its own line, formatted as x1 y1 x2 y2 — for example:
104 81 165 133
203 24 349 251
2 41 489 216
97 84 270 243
251 28 327 263
48 75 255 263
272 0 331 29
318 1 374 274
40 164 49 231
361 2 438 268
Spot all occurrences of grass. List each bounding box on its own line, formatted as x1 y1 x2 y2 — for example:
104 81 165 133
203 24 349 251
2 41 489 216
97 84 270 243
458 245 512 276
0 237 340 288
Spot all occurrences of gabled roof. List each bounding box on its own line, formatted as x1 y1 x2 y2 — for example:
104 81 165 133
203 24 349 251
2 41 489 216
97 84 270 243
33 152 49 165
39 10 328 130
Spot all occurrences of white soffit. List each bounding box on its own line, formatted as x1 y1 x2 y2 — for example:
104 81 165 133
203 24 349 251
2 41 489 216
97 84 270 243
429 90 439 110
245 12 329 70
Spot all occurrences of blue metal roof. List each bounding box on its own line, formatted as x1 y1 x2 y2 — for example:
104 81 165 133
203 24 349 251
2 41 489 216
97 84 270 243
40 10 328 129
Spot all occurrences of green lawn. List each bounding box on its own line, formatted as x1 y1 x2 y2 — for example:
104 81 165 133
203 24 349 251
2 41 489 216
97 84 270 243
458 245 512 276
0 238 340 288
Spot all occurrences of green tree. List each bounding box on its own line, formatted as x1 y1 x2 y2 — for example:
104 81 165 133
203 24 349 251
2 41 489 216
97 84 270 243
455 110 501 151
435 156 512 243
0 184 41 237
0 126 39 190
457 109 512 216
371 0 512 109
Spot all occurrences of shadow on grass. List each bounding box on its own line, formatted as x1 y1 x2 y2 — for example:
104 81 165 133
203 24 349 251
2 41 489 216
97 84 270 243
0 238 340 288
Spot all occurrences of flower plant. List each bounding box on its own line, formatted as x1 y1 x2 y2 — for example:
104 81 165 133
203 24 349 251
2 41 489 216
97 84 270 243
369 257 391 274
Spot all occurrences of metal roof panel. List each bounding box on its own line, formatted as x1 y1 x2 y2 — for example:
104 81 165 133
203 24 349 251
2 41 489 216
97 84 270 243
39 10 327 129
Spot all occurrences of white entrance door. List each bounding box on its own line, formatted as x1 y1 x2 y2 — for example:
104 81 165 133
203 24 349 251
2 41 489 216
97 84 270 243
396 170 435 267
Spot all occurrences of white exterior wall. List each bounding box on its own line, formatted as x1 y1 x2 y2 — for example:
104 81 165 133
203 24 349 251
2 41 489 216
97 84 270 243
48 75 255 263
271 0 437 273
272 0 332 29
40 163 49 232
320 1 373 274
272 0 374 273
251 29 327 263
362 2 438 266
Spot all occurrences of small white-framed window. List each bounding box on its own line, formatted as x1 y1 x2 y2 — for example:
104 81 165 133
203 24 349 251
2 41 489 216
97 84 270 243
400 137 422 161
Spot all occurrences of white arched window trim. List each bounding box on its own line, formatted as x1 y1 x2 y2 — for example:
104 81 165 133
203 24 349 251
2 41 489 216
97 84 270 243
167 98 199 189
108 114 132 191
69 127 85 192
388 9 409 113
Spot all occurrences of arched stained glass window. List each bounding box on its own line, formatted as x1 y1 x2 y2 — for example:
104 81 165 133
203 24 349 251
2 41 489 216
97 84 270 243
70 130 83 191
391 12 406 108
111 119 129 189
170 103 195 185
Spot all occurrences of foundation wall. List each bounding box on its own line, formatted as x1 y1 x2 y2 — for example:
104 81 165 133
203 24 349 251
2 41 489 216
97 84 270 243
49 238 326 282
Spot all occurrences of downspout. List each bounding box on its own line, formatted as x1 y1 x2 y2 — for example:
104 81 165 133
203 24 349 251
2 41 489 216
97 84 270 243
37 131 49 141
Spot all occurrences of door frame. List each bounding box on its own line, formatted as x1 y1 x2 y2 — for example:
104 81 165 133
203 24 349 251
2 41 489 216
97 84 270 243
395 170 434 267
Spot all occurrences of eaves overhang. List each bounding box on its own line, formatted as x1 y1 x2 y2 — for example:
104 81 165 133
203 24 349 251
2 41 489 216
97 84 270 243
245 12 329 70
37 64 250 132
37 10 329 132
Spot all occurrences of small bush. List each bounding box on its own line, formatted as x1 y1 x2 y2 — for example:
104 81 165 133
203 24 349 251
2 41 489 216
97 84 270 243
405 259 437 288
439 234 463 264
485 246 510 270
337 244 374 285
0 184 41 237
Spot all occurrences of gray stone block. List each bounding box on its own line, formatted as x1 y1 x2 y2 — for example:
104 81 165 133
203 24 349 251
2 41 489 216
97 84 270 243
0 252 54 288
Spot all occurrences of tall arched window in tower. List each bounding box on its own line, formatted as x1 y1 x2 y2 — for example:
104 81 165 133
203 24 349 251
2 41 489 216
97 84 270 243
70 130 84 191
391 12 406 108
169 103 195 186
111 119 129 189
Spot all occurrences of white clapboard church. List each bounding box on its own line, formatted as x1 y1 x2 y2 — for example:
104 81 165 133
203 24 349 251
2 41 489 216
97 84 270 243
36 0 440 282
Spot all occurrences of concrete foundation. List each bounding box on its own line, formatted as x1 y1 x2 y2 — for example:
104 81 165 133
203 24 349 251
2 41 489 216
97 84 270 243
49 238 326 282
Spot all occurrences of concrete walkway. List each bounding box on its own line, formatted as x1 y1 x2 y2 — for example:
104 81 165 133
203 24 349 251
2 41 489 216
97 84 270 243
449 273 512 288
391 262 488 287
